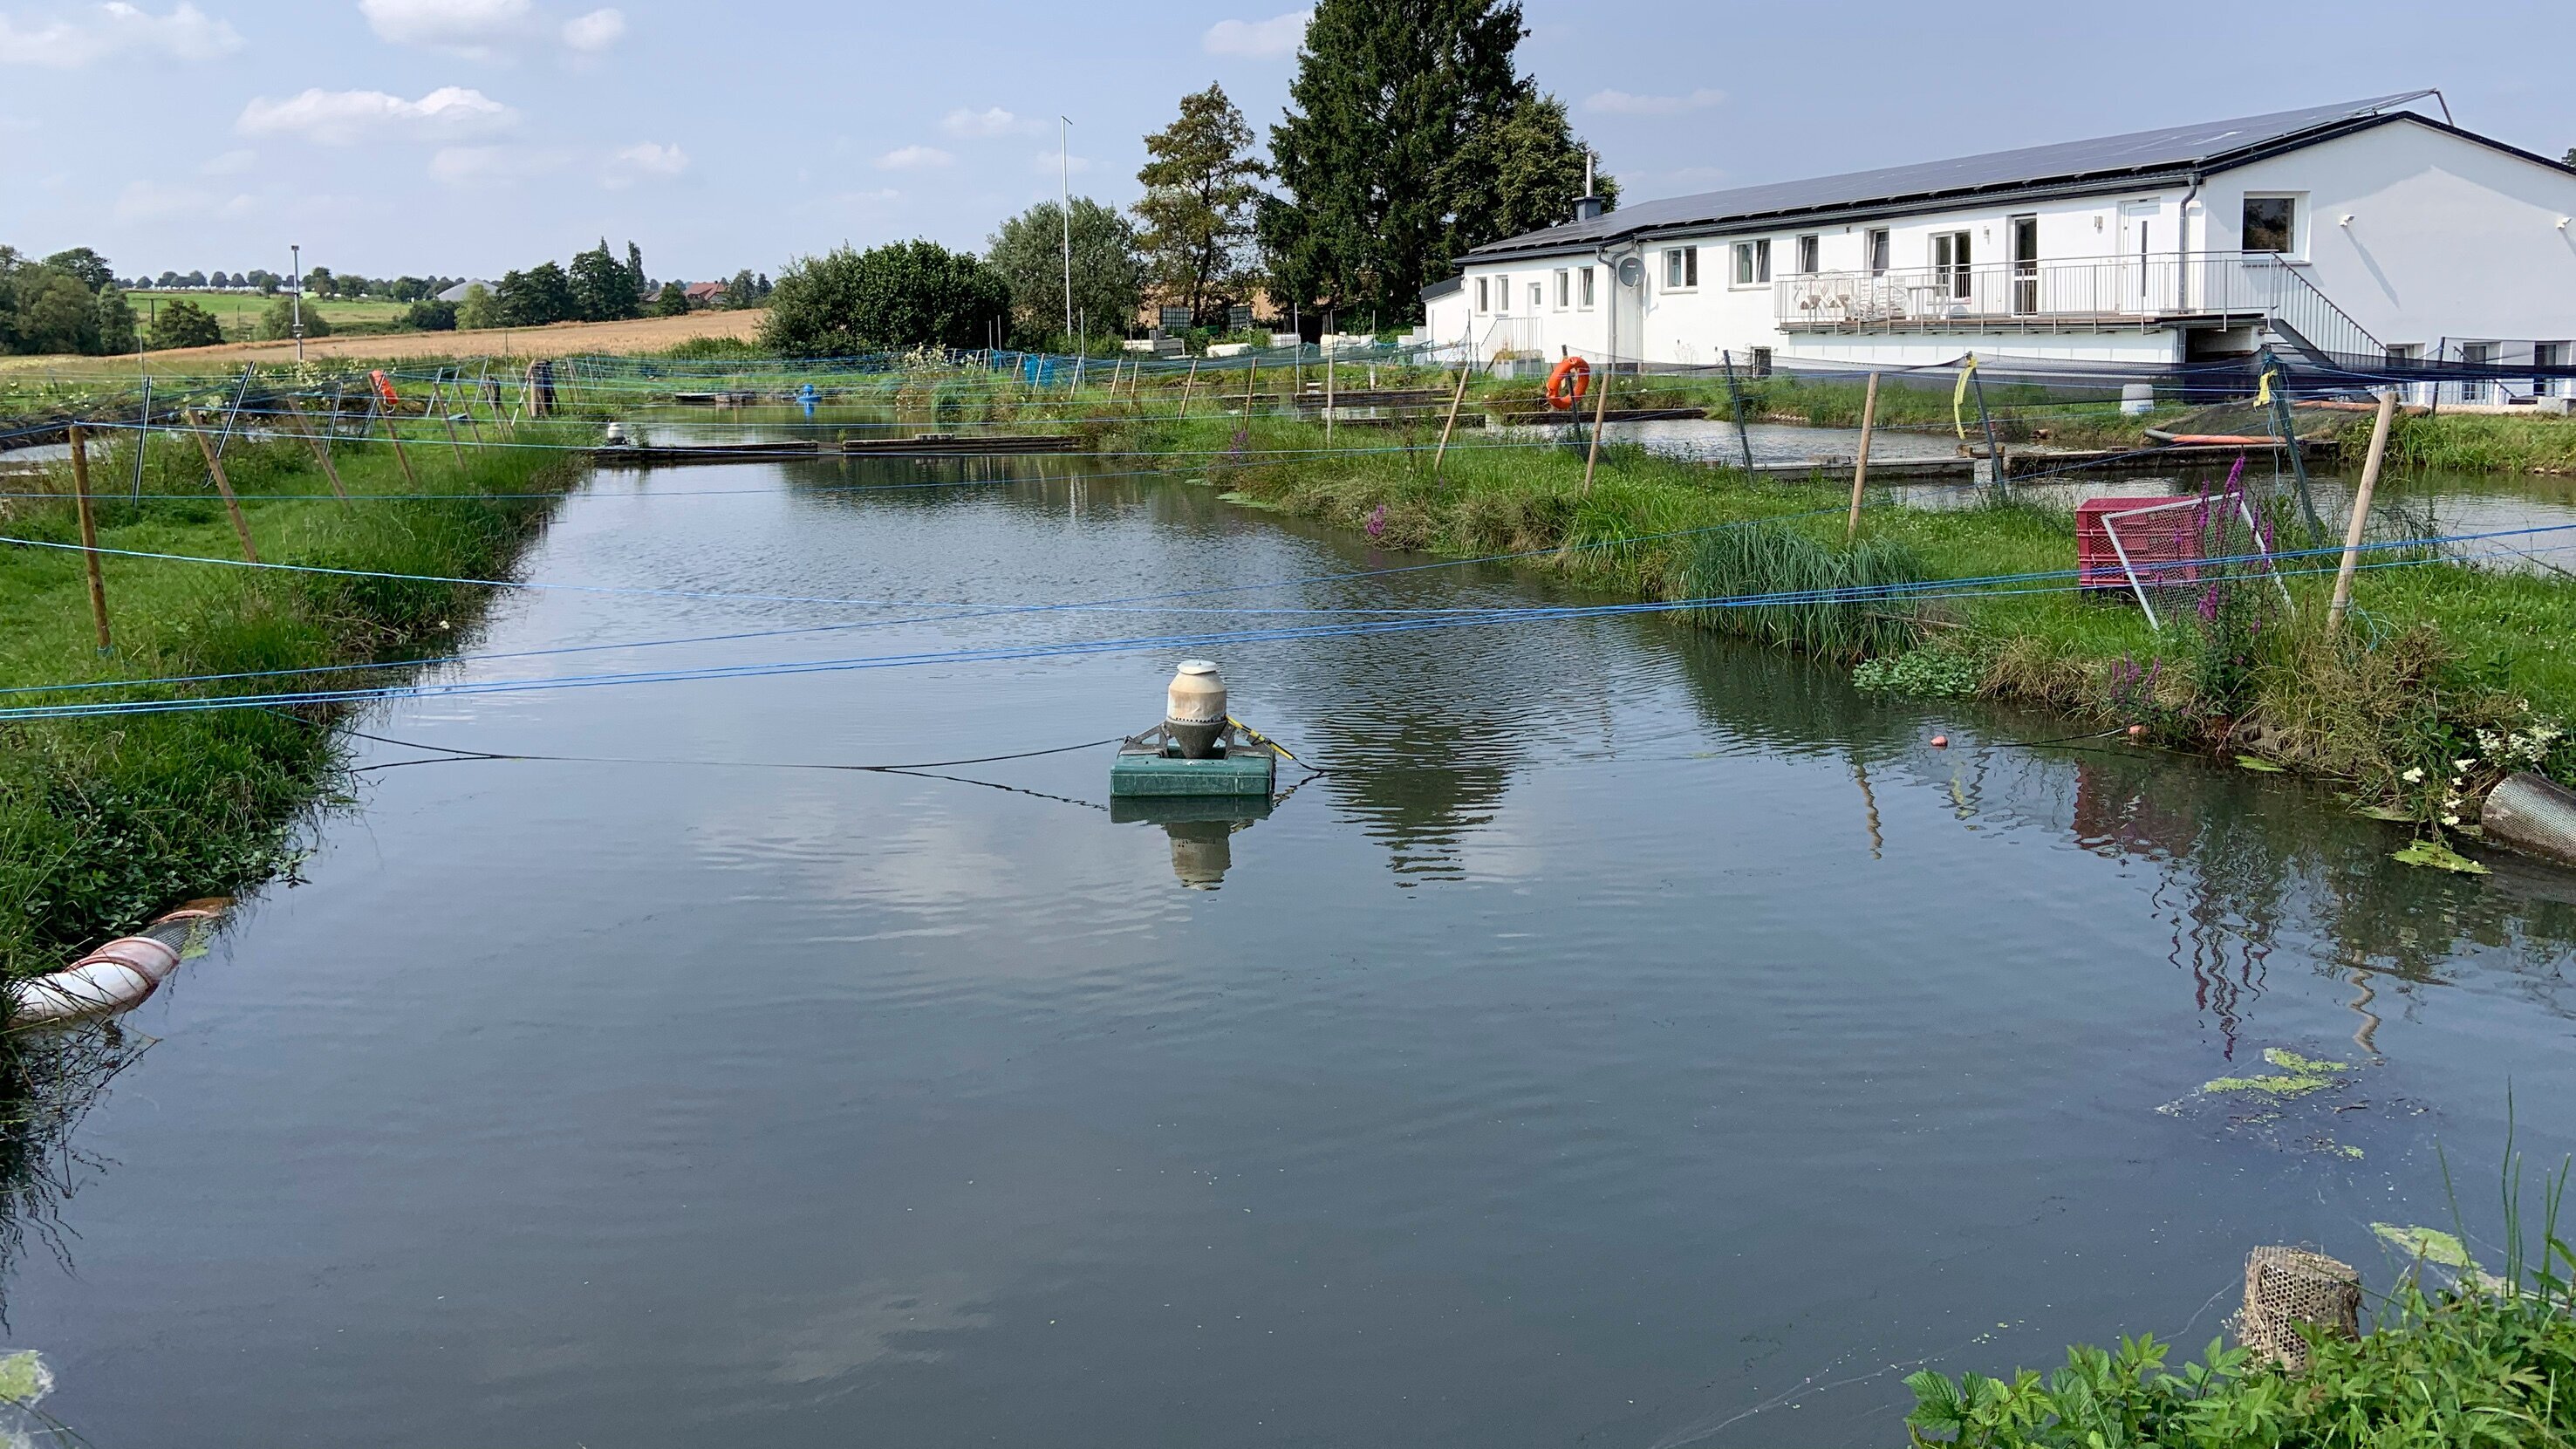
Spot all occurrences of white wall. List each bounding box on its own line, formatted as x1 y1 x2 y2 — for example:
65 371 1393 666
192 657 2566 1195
1447 114 2576 369
2212 118 2576 354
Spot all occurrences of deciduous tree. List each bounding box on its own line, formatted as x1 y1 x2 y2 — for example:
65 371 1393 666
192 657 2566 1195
986 198 1143 348
1134 84 1268 327
758 241 1011 357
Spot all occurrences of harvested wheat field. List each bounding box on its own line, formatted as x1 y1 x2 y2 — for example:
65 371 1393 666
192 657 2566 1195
0 308 765 375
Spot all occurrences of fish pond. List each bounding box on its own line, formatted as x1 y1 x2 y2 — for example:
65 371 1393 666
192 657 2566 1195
5 448 2575 1447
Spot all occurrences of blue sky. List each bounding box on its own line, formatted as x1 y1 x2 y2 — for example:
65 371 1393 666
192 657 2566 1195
4 0 2575 285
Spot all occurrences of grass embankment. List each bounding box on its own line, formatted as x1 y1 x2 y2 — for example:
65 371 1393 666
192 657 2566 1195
1087 384 2576 824
0 412 582 978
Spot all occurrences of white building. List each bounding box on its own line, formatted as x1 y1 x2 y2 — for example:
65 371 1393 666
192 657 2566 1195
1424 92 2576 380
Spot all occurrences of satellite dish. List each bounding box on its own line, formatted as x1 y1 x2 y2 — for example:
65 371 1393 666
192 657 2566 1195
1616 256 1645 288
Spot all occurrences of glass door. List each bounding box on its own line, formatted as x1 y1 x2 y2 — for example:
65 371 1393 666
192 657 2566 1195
2009 215 2039 315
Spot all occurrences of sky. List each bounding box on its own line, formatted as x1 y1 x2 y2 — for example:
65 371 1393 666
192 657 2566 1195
4 0 2576 286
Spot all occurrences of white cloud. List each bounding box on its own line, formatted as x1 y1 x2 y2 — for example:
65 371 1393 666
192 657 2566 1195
238 85 519 145
358 0 528 53
876 144 951 170
1033 147 1089 176
559 5 619 50
359 0 624 57
197 146 256 174
602 140 685 188
940 106 1041 140
0 2 241 67
1201 10 1305 59
1582 86 1725 116
427 141 569 186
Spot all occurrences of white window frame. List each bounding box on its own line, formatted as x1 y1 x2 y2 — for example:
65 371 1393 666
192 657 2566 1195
1731 238 1771 288
1578 266 1595 309
1931 230 1971 299
1795 234 1820 275
1494 273 1509 315
1475 277 1488 313
1553 269 1569 310
1527 281 1542 313
1662 246 1699 290
1865 228 1889 276
2240 192 2306 261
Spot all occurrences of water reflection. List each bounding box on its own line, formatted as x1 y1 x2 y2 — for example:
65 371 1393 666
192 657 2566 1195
1110 796 1274 890
0 1027 144 1326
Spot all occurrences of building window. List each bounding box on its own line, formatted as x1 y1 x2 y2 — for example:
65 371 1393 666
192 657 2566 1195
1866 228 1889 276
1663 246 1699 289
1475 277 1488 312
1554 270 1569 309
1579 266 1595 308
1931 230 1971 299
2539 341 2570 398
2242 195 2299 255
1528 282 1542 312
1495 274 1508 314
1749 346 1773 377
1796 235 1819 274
1732 239 1770 286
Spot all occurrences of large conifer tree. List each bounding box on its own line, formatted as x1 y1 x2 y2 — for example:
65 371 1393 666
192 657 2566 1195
1262 0 1605 325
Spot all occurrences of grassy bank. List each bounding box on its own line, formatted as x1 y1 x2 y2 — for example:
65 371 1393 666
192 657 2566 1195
0 412 581 978
1093 397 2576 826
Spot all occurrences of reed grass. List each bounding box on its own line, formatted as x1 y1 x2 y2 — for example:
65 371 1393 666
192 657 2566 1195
0 417 580 978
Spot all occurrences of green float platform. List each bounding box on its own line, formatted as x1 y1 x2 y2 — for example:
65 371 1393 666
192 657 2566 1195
1110 724 1278 798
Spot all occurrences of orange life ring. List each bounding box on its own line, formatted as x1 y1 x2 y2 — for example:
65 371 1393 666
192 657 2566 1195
369 369 400 408
1544 355 1590 410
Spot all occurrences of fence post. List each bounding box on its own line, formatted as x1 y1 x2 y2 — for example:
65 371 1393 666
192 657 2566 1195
1719 350 1757 476
185 410 261 563
1581 349 1613 495
2328 388 2399 627
2263 350 2324 533
68 424 112 653
379 397 419 490
130 378 152 502
1847 371 1880 543
287 401 352 507
1971 364 2006 496
1431 363 1470 482
1179 359 1199 420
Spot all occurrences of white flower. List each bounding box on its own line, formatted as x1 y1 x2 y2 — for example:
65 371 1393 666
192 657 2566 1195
2443 814 2461 826
2402 767 2424 783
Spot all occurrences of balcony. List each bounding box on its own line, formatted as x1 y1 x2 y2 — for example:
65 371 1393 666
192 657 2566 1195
1773 251 2379 360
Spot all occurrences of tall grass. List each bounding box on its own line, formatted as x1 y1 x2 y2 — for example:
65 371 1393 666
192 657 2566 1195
1684 521 1929 661
0 417 580 977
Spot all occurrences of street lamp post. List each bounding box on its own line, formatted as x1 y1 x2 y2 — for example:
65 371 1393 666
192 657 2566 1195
290 243 304 363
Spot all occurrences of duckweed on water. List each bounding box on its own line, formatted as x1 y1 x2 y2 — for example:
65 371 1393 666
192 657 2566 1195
2392 838 2491 874
2200 1047 2350 1097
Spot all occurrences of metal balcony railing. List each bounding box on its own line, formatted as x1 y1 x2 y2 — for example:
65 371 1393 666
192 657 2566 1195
1774 252 2381 360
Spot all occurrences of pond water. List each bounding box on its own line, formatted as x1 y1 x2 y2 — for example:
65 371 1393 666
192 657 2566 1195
9 453 2576 1447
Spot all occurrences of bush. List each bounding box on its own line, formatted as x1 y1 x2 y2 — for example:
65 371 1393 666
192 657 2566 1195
455 283 498 331
147 298 222 350
758 240 1011 358
404 299 457 331
256 294 330 341
1854 646 1989 698
1684 521 1929 662
653 281 688 317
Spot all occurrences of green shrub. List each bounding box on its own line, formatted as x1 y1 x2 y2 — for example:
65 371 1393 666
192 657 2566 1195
1854 646 1989 698
1684 521 1929 662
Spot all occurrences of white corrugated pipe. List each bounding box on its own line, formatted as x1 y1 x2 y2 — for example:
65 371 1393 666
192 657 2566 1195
9 905 226 1027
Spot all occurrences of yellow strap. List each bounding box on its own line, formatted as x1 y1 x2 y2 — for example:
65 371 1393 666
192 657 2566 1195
1227 715 1303 765
2255 367 2275 407
1952 353 1978 439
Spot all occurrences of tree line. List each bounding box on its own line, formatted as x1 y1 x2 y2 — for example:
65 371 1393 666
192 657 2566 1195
760 0 1611 357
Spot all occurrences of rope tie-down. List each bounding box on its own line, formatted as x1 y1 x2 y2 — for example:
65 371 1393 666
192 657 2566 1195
10 901 229 1028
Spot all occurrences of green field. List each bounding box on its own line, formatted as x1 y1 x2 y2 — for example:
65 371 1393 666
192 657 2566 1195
125 290 415 342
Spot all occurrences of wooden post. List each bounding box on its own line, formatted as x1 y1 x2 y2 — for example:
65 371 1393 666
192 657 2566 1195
1243 354 1259 417
287 402 352 506
1847 371 1880 543
67 424 111 653
1324 342 1336 443
1971 365 2007 496
1179 358 1199 419
186 410 260 563
1581 352 1612 495
1431 363 1470 482
379 399 419 490
2328 388 2399 627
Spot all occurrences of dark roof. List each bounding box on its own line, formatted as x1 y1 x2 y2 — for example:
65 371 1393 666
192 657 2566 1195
1419 275 1463 301
1467 92 2458 263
